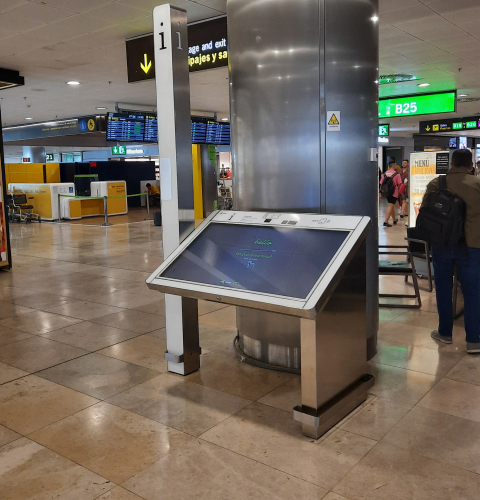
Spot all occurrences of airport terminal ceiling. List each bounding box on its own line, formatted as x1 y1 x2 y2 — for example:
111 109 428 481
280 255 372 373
0 0 479 137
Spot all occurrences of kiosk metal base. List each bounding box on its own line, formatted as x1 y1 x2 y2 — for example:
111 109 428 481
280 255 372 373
293 374 374 439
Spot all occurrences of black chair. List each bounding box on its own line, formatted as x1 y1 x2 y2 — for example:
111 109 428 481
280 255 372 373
5 194 16 223
9 193 41 223
405 227 433 292
379 245 422 308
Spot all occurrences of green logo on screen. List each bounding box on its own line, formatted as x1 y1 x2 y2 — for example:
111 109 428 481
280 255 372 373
254 239 272 245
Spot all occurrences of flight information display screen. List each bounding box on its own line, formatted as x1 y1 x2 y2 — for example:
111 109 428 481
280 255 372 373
106 113 145 142
191 120 207 143
206 121 230 145
160 223 348 299
144 114 158 142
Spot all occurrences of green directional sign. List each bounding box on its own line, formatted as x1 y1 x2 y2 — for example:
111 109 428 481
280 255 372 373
379 91 456 119
378 124 389 137
46 153 54 161
111 145 126 155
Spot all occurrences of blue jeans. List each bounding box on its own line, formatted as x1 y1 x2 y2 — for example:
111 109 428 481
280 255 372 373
432 245 480 343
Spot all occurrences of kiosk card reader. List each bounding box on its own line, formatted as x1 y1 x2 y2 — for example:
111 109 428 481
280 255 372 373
147 210 374 438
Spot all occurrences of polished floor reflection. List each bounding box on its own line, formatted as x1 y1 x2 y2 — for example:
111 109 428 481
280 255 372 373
0 217 479 500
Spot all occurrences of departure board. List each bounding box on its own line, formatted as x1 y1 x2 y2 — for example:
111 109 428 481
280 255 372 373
214 122 230 145
106 113 145 142
191 120 207 143
206 121 230 145
144 114 158 142
106 113 229 144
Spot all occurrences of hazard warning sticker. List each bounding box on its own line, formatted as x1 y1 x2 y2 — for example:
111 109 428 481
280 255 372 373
327 111 340 132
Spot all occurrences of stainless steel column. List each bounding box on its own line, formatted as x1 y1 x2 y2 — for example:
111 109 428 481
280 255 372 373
228 0 379 366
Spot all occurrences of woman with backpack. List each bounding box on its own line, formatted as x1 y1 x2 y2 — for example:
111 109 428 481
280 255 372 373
379 163 402 227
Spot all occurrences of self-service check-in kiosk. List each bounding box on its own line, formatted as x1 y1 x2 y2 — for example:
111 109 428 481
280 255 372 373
147 210 373 438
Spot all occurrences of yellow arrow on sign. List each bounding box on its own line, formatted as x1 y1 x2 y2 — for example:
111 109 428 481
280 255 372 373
425 126 431 131
140 54 152 74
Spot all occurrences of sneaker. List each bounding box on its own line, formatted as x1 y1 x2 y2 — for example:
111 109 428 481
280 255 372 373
383 222 392 227
431 330 453 344
467 343 480 353
400 215 405 218
393 220 398 225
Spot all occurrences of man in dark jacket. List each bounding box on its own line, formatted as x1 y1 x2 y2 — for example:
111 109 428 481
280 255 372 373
422 149 480 353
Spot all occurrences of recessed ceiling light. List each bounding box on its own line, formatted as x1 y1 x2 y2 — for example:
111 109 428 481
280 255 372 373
25 117 33 120
67 81 80 85
371 15 379 22
221 118 228 121
417 83 430 87
379 74 420 85
96 107 107 110
458 94 468 97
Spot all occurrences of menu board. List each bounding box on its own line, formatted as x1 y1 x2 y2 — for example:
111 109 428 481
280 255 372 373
106 113 145 142
409 150 451 227
0 137 9 267
144 114 158 142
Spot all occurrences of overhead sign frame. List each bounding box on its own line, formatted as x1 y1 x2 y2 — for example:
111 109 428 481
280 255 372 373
3 116 100 142
419 115 480 134
378 90 456 119
125 15 228 83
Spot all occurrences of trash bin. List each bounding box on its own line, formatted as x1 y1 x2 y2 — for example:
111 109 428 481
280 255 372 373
154 211 162 226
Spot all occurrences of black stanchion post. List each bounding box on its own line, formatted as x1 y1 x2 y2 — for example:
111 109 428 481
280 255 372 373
101 196 112 227
56 194 62 223
145 193 151 220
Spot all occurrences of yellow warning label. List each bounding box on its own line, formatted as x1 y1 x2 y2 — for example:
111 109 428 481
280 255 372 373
88 119 95 131
328 114 340 125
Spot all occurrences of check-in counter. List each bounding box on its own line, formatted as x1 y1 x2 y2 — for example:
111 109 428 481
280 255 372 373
61 181 128 220
8 183 75 221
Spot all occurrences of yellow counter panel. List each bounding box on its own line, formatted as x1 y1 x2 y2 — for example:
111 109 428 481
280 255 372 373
62 181 128 220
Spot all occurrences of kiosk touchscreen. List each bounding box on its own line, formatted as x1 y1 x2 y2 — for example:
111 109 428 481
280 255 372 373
147 211 370 317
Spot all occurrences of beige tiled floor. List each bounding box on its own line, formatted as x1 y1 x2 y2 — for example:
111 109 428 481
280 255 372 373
0 216 479 499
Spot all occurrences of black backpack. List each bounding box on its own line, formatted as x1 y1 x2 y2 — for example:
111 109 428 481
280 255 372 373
416 175 466 247
380 173 396 198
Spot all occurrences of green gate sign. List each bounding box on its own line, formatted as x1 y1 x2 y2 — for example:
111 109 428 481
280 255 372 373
111 145 126 155
378 124 389 137
379 91 456 119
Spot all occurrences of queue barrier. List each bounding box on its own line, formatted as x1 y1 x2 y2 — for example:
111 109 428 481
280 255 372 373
57 192 153 226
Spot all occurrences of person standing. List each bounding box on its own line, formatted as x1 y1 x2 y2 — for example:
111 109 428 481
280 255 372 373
380 163 402 227
400 159 409 218
422 149 480 353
